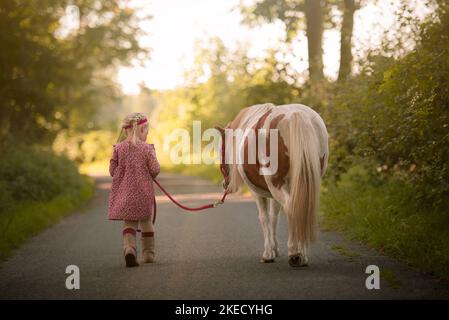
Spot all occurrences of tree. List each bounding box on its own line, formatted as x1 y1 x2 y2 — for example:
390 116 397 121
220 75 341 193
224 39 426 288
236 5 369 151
0 0 150 143
240 0 366 83
330 0 449 206
338 0 358 81
240 0 325 83
304 0 324 82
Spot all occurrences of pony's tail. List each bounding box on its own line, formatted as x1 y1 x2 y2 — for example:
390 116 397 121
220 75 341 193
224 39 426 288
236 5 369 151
287 111 321 248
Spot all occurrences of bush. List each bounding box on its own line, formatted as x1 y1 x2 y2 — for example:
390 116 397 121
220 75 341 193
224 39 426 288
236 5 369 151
53 129 115 164
0 140 95 259
0 175 94 260
0 141 84 204
0 180 13 212
326 3 449 209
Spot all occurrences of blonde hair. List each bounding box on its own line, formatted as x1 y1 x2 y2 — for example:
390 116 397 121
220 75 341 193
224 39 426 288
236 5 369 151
116 112 148 144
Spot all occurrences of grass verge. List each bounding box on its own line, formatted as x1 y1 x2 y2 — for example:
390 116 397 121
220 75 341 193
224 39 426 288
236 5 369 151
330 244 361 260
382 268 402 289
0 175 94 261
321 166 449 280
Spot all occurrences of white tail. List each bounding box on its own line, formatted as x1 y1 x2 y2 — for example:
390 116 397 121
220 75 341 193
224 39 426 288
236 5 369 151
287 111 321 248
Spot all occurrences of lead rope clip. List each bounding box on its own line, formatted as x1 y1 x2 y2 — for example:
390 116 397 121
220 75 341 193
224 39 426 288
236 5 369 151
213 200 224 208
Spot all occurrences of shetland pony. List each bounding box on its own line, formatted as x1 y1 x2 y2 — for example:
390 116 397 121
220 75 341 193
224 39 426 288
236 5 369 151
216 103 328 267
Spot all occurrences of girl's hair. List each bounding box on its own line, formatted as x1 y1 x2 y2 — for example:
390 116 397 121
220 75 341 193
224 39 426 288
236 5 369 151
116 112 148 144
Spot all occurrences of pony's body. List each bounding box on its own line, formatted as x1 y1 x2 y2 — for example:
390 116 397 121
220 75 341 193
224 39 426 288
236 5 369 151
219 103 328 267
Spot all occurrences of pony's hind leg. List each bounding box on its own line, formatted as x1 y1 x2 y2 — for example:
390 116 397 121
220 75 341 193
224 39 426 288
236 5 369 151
287 216 299 263
269 198 281 257
287 223 309 267
253 193 276 263
287 215 309 267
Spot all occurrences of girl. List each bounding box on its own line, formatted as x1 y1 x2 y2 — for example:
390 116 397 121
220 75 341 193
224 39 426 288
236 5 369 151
108 112 160 267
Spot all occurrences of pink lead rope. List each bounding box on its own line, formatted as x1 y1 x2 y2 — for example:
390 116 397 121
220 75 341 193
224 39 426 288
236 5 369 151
150 135 229 224
150 177 228 224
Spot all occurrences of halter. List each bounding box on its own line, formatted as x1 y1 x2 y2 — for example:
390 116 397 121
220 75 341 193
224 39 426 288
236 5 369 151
219 134 230 187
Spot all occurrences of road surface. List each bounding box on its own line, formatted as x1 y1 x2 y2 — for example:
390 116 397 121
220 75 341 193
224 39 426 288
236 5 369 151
0 174 448 299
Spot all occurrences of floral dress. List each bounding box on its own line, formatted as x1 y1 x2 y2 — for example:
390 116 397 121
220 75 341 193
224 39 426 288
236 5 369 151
108 140 160 221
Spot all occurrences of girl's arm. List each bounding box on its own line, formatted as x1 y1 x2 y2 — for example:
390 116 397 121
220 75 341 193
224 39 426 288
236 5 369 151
109 146 118 177
148 144 160 178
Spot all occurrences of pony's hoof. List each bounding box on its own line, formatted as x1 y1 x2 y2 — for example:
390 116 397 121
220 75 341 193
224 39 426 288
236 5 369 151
260 258 275 263
288 254 308 267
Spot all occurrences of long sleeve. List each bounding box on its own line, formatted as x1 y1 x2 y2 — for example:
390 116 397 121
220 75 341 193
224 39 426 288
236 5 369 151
147 144 160 178
109 146 118 177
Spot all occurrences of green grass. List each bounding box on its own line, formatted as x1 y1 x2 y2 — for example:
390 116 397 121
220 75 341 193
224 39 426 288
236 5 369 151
382 268 402 290
321 166 449 280
330 245 361 260
0 175 94 260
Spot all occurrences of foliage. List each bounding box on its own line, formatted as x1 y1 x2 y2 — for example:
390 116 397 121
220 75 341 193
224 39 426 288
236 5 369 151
321 165 449 279
0 175 94 260
328 1 449 207
0 140 85 205
240 0 306 41
0 0 149 143
53 129 116 163
0 138 94 259
240 0 342 41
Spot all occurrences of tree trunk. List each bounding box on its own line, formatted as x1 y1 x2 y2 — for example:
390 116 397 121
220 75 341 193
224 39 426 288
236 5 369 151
338 0 357 82
304 0 324 83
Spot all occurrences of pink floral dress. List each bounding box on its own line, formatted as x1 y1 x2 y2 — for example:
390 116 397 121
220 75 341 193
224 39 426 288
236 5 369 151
108 140 160 221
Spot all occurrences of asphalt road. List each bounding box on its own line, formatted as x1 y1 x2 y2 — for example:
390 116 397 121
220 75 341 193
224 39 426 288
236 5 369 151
0 174 448 299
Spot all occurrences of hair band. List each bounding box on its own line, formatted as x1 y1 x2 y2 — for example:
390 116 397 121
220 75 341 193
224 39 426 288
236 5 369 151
123 118 147 130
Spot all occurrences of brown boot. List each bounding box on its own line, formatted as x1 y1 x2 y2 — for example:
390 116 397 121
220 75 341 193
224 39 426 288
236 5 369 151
141 232 155 263
123 227 139 267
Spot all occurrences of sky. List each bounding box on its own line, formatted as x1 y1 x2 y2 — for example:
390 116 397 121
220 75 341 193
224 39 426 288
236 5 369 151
116 0 426 95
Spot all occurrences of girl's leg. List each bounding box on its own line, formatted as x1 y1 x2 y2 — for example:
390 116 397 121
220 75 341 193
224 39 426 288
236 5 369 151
123 220 139 267
139 217 154 233
139 217 155 263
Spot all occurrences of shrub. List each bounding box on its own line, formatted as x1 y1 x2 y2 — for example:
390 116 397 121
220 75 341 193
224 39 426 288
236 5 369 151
53 129 115 164
0 180 13 212
0 141 84 204
327 3 449 209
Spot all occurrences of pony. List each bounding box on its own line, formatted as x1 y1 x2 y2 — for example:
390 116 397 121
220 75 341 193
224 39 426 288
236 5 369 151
216 103 328 267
